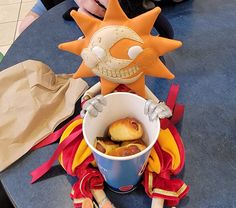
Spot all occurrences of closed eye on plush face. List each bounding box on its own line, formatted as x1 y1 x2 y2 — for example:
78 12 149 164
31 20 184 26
128 45 143 60
91 46 106 60
91 44 144 62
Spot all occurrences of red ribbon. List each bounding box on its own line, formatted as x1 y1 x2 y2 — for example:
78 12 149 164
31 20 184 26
60 125 83 176
70 155 104 207
161 84 184 129
30 128 82 183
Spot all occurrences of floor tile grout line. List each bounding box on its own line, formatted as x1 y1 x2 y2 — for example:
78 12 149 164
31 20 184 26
0 0 36 51
0 1 35 6
13 0 22 41
0 21 18 25
0 2 21 25
0 0 37 24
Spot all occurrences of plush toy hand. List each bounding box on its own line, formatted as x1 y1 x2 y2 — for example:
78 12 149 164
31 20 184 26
144 100 172 121
80 95 106 118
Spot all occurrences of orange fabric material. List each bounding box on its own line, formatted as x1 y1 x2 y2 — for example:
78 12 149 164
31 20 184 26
58 0 182 99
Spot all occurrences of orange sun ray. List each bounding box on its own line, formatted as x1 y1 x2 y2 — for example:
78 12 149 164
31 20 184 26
70 10 101 36
150 36 183 56
58 39 85 56
103 0 128 23
145 58 175 79
126 75 146 98
59 0 182 98
129 7 161 36
100 78 120 95
73 61 95 78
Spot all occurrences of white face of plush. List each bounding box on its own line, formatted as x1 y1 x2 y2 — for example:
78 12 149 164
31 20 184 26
81 25 144 84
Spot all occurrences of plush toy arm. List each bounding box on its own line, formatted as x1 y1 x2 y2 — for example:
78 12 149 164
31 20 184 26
145 86 172 120
91 189 116 208
80 94 106 118
82 82 102 102
81 190 116 208
145 86 160 103
80 82 106 118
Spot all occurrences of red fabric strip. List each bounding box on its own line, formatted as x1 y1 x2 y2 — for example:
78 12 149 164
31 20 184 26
30 128 82 183
160 84 184 129
62 126 83 176
160 118 171 129
171 104 184 125
166 84 180 111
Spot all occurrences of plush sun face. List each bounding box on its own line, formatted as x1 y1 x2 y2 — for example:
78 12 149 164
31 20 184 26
59 0 182 98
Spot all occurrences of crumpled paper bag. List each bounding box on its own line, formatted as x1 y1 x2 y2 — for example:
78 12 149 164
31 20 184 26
0 60 88 171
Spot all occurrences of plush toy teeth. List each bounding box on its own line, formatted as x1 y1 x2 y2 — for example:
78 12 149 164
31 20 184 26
95 66 140 79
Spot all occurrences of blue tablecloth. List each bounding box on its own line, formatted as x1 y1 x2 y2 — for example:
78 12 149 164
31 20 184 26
0 0 235 207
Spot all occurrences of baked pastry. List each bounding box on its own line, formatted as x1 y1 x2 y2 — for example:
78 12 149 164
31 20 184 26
95 138 119 154
121 139 146 147
108 143 146 157
94 118 146 157
108 117 143 141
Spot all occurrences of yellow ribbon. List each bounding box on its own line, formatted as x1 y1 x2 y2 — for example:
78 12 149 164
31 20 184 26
58 119 92 170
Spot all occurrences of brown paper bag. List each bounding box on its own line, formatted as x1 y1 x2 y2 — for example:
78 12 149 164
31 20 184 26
0 60 88 171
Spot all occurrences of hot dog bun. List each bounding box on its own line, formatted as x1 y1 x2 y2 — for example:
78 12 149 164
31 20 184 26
95 139 119 154
108 117 143 141
108 143 146 157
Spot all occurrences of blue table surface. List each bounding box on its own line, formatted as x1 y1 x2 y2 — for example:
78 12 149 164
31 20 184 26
0 0 236 207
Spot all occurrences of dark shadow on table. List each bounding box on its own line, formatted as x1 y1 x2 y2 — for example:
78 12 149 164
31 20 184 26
0 182 14 208
31 165 66 184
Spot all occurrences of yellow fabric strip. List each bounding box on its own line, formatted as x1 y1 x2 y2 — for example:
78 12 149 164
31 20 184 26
72 142 91 172
59 119 83 144
58 119 83 167
158 128 180 170
148 148 161 174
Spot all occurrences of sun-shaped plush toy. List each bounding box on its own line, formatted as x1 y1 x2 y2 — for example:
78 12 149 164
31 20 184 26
59 0 182 98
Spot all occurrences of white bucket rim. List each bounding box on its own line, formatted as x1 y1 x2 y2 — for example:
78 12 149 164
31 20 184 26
83 92 160 161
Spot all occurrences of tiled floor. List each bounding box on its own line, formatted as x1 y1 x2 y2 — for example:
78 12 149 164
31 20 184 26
0 0 36 55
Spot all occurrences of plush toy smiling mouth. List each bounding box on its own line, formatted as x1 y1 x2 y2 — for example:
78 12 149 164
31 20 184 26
59 0 182 98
